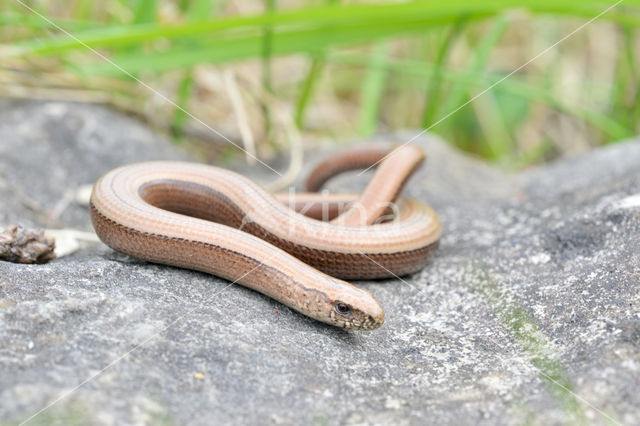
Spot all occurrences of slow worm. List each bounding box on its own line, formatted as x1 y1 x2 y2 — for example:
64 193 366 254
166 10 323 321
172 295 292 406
90 144 441 330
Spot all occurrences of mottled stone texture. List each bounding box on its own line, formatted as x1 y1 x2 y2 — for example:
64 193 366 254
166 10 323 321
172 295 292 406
1 100 638 425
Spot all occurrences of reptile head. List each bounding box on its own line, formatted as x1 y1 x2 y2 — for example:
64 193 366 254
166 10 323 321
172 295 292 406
327 288 385 330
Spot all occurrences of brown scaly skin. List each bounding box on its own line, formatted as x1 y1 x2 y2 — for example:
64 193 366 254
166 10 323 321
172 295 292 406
89 144 441 330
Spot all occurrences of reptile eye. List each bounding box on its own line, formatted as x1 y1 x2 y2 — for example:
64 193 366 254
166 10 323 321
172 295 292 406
334 302 351 316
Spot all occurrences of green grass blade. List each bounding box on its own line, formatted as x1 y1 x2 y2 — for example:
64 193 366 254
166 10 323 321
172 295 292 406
439 16 508 131
293 0 340 130
422 17 466 127
171 71 194 140
79 18 485 75
11 1 640 56
262 0 277 139
295 55 325 129
358 41 390 137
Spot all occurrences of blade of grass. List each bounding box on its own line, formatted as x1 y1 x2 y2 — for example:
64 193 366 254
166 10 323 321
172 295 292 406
80 17 488 75
358 41 390 137
262 0 277 140
422 17 467 127
8 2 483 53
11 1 640 56
295 54 324 128
439 16 508 132
293 0 340 130
439 16 510 159
171 70 194 141
171 0 221 140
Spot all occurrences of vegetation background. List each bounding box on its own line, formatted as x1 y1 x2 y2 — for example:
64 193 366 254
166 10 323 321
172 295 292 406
1 0 638 170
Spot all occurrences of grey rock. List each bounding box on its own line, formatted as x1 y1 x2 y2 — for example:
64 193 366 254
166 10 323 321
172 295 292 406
0 100 638 425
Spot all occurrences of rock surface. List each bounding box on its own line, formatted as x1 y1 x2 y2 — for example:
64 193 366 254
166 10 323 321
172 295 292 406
0 100 638 425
